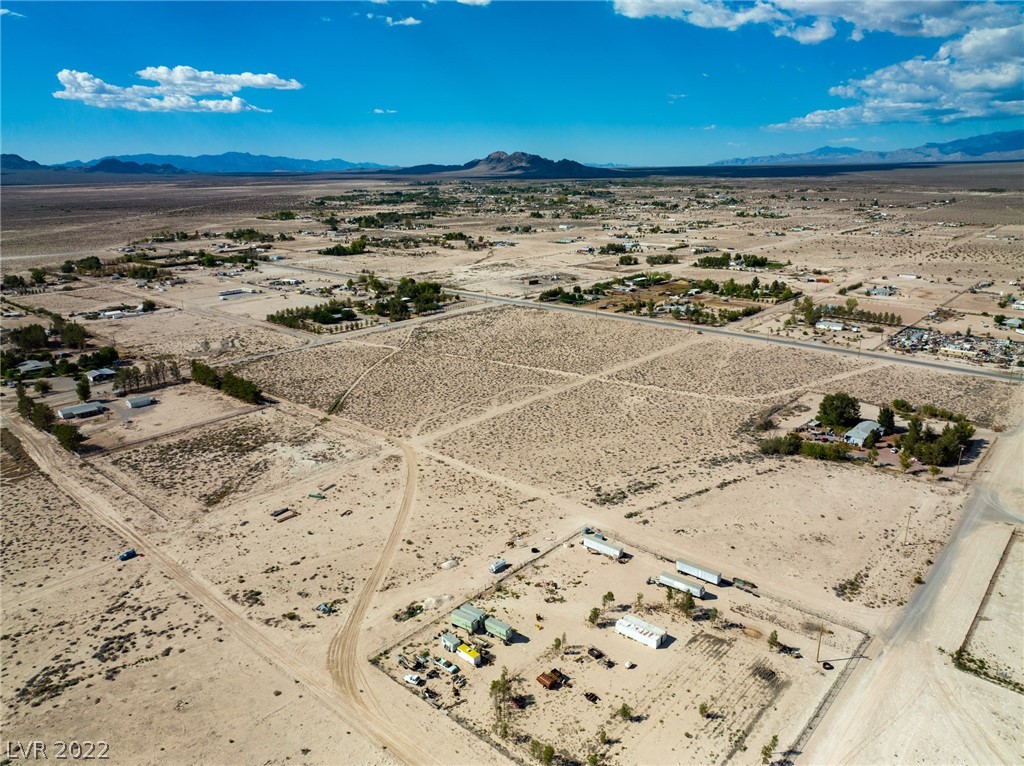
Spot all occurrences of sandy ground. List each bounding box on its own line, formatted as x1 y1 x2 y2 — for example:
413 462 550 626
2 167 1022 766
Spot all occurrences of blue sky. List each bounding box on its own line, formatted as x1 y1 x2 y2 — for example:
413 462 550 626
1 1 1021 165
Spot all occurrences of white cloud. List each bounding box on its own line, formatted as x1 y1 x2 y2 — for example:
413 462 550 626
373 108 397 114
667 92 686 102
771 24 1024 129
704 124 717 130
612 0 1020 44
52 65 301 113
1 8 25 17
774 17 835 44
457 0 491 5
367 13 421 26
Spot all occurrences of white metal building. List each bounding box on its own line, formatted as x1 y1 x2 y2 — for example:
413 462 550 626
615 613 667 649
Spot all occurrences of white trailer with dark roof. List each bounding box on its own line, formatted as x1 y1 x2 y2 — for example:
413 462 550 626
675 559 722 586
582 533 624 559
658 571 706 599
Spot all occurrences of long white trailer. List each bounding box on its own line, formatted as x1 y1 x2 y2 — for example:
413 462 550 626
658 571 706 599
582 533 624 559
676 558 722 586
615 613 667 649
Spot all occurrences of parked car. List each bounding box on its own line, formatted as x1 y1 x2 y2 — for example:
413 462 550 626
403 674 423 686
432 657 459 675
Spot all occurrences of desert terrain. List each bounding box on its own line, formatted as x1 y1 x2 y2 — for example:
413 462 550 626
2 164 1022 766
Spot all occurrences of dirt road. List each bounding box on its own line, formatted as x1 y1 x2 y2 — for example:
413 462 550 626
800 417 1024 764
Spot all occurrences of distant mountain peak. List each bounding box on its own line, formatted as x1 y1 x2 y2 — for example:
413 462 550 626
711 130 1024 166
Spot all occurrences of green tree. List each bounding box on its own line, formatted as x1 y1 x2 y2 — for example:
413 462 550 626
618 703 633 721
33 380 51 396
51 423 85 452
597 730 608 746
141 299 157 312
768 630 779 649
899 450 913 473
76 377 91 402
863 429 878 449
10 324 48 352
761 734 778 765
30 402 55 432
635 592 643 609
678 591 695 617
877 405 896 435
602 592 615 608
541 744 554 766
529 739 542 761
30 268 47 285
929 464 942 480
587 607 601 625
587 755 598 766
699 702 710 718
60 321 88 350
817 392 861 428
866 447 878 466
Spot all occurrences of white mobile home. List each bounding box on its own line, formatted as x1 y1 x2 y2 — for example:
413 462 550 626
615 613 667 649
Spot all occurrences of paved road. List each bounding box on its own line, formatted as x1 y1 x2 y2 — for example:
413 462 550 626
274 261 1022 384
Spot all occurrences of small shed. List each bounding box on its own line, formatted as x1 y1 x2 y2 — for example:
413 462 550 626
537 672 560 690
125 396 155 409
844 420 882 447
57 402 104 420
441 632 461 652
456 643 482 667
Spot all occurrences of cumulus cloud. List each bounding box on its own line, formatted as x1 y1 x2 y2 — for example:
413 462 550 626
1 8 25 16
771 24 1024 129
612 0 1020 44
457 0 491 5
367 13 421 26
52 65 301 113
373 108 397 114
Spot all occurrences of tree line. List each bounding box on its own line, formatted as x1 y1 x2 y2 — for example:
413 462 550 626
267 299 358 329
189 361 262 404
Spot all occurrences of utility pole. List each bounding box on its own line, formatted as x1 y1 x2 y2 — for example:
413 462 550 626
956 444 965 474
816 623 824 662
904 508 913 545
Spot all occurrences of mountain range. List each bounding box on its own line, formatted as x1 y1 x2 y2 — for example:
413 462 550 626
55 151 391 173
710 130 1024 166
3 131 1021 181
